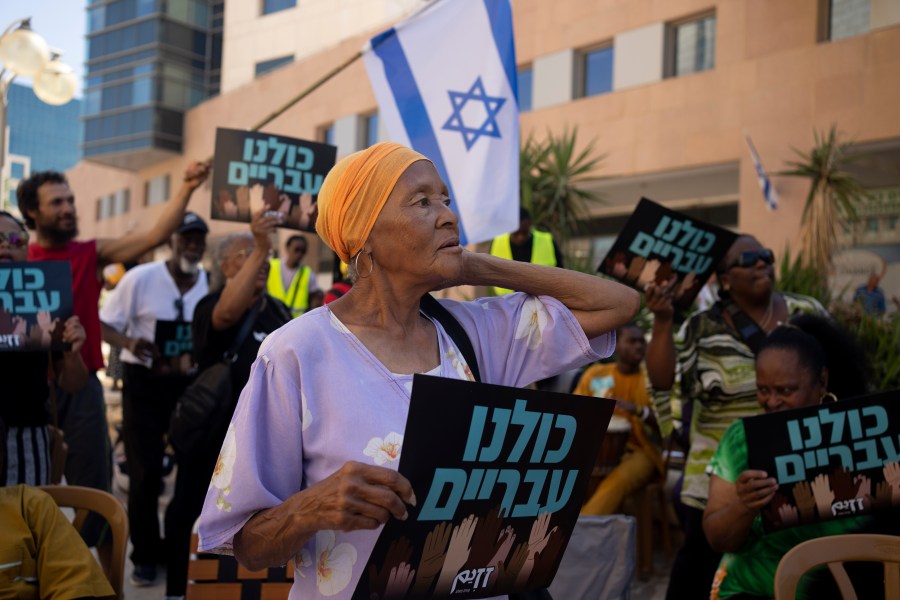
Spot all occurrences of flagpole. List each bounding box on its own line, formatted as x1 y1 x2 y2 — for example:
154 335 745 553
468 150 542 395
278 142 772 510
249 50 363 133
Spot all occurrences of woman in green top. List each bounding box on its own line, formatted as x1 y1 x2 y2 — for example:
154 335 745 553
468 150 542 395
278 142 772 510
703 314 870 599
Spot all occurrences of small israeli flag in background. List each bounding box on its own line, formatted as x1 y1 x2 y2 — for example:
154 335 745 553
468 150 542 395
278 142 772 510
363 0 520 245
744 132 779 211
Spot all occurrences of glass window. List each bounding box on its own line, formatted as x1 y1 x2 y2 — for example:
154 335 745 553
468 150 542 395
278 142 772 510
133 76 154 105
670 14 716 77
145 174 171 206
262 0 297 15
254 55 294 77
88 6 106 32
582 47 613 97
365 113 379 147
518 67 533 112
866 218 879 232
10 161 26 180
829 0 870 41
322 124 335 146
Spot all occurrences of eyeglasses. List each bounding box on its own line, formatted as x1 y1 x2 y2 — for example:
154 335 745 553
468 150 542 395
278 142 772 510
0 231 29 248
728 248 774 269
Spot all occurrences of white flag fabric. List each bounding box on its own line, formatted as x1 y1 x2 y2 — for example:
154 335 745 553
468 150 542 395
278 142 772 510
363 0 520 245
744 133 779 211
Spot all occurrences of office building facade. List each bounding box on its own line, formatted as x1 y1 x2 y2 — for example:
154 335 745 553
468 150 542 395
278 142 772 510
69 0 900 306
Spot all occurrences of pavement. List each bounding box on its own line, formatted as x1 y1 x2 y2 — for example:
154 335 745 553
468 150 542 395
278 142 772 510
102 380 672 600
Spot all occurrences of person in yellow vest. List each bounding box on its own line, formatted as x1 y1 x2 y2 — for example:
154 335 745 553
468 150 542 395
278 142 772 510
267 235 322 318
575 322 664 515
489 208 565 295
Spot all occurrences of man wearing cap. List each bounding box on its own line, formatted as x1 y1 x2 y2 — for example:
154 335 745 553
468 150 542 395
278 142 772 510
99 211 210 587
18 162 209 558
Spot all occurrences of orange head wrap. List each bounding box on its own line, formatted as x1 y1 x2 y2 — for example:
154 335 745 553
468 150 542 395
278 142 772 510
316 142 429 264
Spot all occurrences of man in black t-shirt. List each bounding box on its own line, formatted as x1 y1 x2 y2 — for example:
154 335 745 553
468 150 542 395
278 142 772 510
164 211 289 598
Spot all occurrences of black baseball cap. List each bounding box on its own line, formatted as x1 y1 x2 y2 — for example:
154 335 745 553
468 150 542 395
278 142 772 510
176 211 209 234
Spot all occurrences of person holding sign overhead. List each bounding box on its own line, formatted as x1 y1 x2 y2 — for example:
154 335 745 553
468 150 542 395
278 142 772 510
644 234 827 600
267 234 323 318
703 315 871 599
99 211 210 587
0 211 87 486
196 142 639 599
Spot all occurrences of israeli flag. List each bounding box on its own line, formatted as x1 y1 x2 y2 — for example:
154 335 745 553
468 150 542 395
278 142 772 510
744 132 779 211
363 0 520 245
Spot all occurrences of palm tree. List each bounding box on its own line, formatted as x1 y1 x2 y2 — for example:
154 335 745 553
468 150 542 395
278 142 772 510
520 127 605 249
779 125 869 272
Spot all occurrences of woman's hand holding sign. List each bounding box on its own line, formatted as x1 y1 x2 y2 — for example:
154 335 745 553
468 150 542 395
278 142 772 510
735 470 778 512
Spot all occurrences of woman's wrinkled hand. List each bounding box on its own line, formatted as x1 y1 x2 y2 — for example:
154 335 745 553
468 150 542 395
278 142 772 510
643 277 677 321
297 461 415 532
735 469 778 513
250 209 280 250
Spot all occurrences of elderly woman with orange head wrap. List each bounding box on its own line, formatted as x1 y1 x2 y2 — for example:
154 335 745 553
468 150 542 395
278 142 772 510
196 143 639 599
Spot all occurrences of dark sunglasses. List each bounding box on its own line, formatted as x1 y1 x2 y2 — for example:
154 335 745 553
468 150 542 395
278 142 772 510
728 248 775 269
0 231 29 248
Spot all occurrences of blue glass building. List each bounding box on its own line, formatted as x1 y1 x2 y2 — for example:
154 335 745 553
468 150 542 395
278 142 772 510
3 83 83 210
83 0 223 169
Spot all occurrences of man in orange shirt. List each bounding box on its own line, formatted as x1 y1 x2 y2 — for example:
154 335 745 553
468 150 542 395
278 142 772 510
575 323 663 514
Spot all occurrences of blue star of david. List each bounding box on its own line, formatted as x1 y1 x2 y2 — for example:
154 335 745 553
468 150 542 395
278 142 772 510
442 76 506 151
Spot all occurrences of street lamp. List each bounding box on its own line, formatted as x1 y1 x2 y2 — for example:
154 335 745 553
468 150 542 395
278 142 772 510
0 18 77 210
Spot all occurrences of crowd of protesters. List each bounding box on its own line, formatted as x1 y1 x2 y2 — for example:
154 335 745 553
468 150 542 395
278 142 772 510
1 149 896 600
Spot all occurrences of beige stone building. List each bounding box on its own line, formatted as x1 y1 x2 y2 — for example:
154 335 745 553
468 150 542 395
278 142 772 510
68 0 900 306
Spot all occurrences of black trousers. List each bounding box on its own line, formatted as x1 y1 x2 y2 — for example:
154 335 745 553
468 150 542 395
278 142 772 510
666 505 723 600
122 363 190 565
165 444 219 596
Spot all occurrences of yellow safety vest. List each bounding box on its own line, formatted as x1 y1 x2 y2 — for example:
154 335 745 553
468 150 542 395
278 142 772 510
267 259 311 318
489 229 557 295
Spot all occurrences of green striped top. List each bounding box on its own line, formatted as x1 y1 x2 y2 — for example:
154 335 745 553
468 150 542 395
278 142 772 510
651 293 827 509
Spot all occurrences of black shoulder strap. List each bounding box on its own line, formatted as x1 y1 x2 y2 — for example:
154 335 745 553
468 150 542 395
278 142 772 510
420 294 481 383
722 299 767 355
223 299 263 363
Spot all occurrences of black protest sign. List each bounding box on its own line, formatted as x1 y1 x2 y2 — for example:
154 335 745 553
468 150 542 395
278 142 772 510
597 198 737 312
745 390 900 533
153 320 194 376
211 128 337 231
0 261 73 352
353 375 614 599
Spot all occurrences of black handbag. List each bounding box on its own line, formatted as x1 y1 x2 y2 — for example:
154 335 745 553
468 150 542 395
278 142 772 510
168 300 262 458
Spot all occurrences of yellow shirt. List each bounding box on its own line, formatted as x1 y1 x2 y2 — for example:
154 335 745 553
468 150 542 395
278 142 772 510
573 363 664 474
0 485 114 600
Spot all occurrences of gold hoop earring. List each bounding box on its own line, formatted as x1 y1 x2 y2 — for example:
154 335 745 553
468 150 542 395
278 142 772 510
354 251 374 279
820 392 839 404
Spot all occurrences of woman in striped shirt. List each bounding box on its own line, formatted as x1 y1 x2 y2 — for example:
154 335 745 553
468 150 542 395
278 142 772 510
644 234 826 600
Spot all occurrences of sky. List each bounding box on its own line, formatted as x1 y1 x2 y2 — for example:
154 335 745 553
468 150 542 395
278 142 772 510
1 0 87 97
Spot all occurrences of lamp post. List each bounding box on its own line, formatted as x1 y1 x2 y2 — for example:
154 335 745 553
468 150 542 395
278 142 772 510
0 17 77 210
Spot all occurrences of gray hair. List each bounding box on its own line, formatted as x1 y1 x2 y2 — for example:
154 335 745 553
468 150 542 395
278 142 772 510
209 231 254 289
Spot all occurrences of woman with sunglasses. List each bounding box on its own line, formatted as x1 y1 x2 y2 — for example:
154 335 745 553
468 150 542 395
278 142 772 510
643 235 828 599
0 210 88 486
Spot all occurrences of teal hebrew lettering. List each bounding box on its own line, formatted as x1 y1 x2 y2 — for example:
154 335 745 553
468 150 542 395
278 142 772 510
295 146 315 170
775 454 805 483
629 232 655 257
266 137 287 165
788 416 822 450
881 435 900 462
419 468 467 521
543 414 576 463
827 445 853 470
495 470 520 517
508 400 540 462
530 413 554 462
862 406 889 437
654 215 680 242
819 408 846 444
512 470 547 517
544 469 578 513
693 231 716 253
478 407 511 462
853 439 882 470
463 469 484 500
227 161 249 186
0 267 45 290
477 469 499 500
847 409 863 439
676 220 697 247
463 405 489 461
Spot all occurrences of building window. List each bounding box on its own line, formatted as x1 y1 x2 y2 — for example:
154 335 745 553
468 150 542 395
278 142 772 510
144 174 170 206
96 188 131 220
262 0 296 15
667 13 716 77
363 113 379 147
254 55 294 78
517 67 533 112
826 0 870 41
865 217 879 232
9 161 26 180
321 124 335 146
578 46 614 98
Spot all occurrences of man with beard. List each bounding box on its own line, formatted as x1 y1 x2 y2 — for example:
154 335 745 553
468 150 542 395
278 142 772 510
17 163 210 562
99 212 209 586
